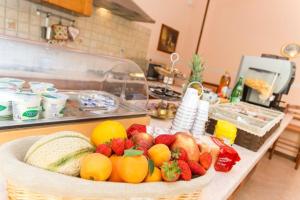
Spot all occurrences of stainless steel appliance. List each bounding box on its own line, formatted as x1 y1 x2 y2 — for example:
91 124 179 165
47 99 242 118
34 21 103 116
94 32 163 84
237 55 296 109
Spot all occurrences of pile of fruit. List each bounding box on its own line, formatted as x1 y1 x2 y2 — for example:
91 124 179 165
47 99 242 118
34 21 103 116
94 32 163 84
82 121 213 183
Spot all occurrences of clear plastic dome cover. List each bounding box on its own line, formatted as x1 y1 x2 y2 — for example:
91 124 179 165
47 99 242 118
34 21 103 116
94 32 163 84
0 35 148 128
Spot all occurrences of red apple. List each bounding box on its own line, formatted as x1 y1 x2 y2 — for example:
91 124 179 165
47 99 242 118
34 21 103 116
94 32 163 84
132 133 154 149
171 132 200 161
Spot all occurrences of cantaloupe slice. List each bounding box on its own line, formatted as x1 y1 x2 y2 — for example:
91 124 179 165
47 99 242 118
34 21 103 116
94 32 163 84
24 131 95 176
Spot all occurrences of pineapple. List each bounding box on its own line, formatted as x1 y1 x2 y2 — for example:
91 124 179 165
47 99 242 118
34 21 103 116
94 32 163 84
189 54 204 83
184 54 205 94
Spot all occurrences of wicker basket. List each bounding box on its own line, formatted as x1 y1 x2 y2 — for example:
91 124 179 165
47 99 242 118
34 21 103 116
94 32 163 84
206 118 281 151
206 102 284 151
0 136 215 200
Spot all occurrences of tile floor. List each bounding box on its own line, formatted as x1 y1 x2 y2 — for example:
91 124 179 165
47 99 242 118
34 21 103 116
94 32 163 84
235 153 299 200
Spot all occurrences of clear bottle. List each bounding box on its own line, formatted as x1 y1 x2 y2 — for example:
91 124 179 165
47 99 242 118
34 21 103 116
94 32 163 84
230 77 244 103
217 71 231 97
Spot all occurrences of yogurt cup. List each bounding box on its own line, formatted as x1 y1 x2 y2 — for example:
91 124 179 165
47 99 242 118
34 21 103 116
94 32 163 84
0 78 25 89
0 89 16 119
12 92 41 121
42 93 68 119
29 82 55 94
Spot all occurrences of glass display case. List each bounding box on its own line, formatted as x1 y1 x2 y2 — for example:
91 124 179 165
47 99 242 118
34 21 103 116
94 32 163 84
0 35 148 129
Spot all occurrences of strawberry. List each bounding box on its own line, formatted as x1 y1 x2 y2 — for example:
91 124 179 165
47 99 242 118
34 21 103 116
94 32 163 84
136 146 148 157
177 160 192 181
111 138 125 156
95 144 112 157
161 161 181 182
125 139 135 149
199 152 212 170
188 160 206 176
171 147 188 162
154 134 176 146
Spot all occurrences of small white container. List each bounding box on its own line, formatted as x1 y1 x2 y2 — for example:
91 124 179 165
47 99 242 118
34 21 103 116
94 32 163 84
29 82 55 94
0 82 17 90
42 93 68 119
12 92 41 121
0 89 15 118
0 78 25 89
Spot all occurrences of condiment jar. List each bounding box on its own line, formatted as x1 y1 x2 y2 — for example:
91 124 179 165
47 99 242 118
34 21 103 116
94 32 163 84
214 120 237 145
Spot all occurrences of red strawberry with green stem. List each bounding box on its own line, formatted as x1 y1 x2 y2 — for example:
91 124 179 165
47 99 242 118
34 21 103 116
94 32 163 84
161 161 181 182
188 160 206 176
177 160 192 181
111 138 125 156
171 147 188 162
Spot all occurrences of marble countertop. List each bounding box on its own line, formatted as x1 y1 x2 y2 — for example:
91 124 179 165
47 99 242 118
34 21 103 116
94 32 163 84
150 114 293 200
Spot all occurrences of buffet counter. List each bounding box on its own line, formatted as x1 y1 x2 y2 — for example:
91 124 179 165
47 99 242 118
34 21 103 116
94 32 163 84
150 112 293 200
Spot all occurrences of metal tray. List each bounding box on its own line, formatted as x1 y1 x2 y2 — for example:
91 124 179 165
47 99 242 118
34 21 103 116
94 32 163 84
0 90 147 130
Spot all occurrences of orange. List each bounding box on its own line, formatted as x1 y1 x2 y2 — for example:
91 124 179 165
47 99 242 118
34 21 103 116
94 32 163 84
91 121 127 146
144 167 162 182
108 155 123 182
118 155 148 183
148 144 171 167
80 153 112 181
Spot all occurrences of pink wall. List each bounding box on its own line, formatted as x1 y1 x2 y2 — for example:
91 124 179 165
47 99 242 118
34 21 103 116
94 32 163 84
198 0 300 104
133 0 207 75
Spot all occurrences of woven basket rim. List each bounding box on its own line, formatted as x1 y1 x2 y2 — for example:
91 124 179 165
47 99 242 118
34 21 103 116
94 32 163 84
0 136 215 199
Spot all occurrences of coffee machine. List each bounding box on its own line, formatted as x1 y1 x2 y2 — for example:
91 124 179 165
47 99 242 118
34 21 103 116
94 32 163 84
237 55 296 109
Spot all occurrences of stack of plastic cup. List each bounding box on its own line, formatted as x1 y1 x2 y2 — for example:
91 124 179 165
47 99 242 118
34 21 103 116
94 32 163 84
171 88 199 132
191 100 210 140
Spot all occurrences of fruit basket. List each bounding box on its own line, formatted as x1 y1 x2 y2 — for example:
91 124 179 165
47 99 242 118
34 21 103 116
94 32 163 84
0 136 215 200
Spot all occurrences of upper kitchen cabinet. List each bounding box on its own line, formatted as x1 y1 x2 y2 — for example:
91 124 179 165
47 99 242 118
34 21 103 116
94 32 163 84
30 0 93 16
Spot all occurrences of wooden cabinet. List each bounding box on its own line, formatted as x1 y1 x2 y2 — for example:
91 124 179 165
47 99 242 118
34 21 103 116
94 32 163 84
31 0 93 16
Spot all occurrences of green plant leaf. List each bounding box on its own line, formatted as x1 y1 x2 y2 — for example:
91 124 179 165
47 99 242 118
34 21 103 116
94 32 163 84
148 159 155 175
124 149 143 157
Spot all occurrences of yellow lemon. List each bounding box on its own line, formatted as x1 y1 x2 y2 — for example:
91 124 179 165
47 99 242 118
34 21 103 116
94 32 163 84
91 121 127 146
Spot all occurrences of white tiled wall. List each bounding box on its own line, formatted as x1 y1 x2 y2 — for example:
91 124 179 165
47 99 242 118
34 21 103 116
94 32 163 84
0 0 151 69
